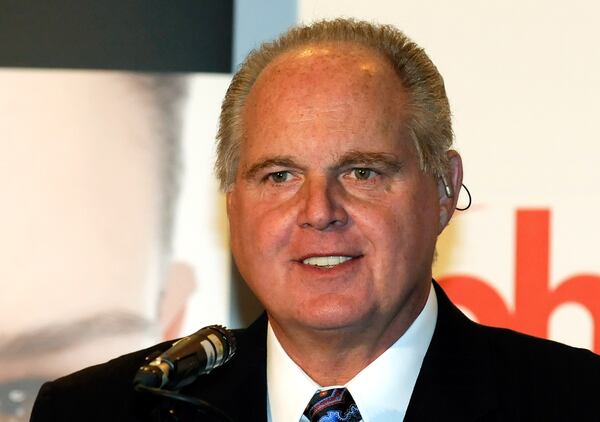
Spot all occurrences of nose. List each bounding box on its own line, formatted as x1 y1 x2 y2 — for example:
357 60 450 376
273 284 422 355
296 176 348 230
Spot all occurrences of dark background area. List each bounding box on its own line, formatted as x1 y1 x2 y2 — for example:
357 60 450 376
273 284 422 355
0 0 233 72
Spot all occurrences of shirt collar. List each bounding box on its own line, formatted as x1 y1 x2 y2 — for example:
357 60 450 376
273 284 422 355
266 321 319 422
267 283 438 422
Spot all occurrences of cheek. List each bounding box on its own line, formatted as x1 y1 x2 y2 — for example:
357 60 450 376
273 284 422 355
354 196 438 260
230 194 295 264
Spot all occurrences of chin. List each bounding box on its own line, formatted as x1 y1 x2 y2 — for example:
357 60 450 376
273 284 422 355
294 299 374 332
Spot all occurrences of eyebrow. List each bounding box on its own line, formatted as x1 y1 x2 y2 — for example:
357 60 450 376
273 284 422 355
243 156 304 181
333 150 404 173
0 311 154 358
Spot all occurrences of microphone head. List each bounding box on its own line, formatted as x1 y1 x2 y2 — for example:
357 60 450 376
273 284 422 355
205 325 237 369
133 325 237 390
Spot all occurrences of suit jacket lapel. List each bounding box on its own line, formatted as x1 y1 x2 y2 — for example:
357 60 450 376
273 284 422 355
404 281 498 421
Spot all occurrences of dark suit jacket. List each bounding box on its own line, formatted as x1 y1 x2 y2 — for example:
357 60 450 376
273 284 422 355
31 282 600 421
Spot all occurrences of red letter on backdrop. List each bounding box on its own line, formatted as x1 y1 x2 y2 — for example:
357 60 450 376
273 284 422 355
440 209 600 353
439 275 512 327
514 209 600 352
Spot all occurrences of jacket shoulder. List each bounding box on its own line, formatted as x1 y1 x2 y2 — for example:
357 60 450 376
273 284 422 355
415 282 600 420
479 323 600 367
477 323 600 381
31 340 173 421
471 322 600 419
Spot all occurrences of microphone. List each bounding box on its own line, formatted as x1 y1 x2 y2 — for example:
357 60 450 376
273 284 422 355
133 325 236 391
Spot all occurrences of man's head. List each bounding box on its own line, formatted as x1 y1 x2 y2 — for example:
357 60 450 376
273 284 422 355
216 19 454 192
0 69 193 387
223 19 462 351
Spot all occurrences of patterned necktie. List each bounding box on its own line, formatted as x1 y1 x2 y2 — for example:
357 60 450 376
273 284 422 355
303 388 363 422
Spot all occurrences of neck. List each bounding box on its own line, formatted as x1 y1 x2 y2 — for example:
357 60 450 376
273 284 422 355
268 286 429 386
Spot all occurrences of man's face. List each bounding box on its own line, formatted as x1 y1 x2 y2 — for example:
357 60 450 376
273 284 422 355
227 43 450 339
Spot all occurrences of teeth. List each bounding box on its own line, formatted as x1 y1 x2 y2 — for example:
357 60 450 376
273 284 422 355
302 256 353 268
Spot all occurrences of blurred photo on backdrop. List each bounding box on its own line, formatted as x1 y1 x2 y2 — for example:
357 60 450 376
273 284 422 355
0 69 196 420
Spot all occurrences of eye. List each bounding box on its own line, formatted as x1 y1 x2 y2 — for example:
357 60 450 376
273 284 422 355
267 171 292 183
350 168 377 180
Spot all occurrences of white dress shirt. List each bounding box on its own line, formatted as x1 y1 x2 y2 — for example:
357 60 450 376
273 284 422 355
266 283 438 422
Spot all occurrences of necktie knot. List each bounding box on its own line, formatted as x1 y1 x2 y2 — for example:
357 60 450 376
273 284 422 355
303 388 363 422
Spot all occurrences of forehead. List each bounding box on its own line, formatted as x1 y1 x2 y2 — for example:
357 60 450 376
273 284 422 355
240 42 409 160
248 41 403 107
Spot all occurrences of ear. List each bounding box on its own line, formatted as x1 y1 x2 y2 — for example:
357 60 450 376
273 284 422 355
437 150 463 233
159 261 197 339
226 190 233 216
226 177 242 215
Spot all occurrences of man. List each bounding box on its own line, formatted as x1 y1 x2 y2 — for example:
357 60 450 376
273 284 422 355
0 69 194 420
31 19 600 421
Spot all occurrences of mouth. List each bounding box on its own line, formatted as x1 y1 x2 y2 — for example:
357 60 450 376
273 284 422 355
300 255 359 269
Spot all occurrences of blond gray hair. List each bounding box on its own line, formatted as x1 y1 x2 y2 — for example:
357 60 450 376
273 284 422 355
216 18 453 191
